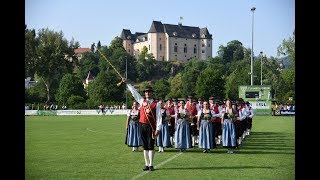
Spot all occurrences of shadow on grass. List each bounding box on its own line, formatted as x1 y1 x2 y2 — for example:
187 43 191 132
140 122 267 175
158 165 273 170
162 131 294 155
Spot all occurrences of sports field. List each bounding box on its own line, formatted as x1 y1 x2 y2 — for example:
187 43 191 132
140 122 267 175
25 115 295 179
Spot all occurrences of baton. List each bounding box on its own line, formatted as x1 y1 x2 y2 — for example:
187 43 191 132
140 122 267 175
94 45 124 86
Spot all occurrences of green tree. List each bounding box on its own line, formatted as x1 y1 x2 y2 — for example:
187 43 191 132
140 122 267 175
224 60 251 100
88 71 124 105
77 52 100 80
153 78 170 100
167 73 183 98
217 40 245 64
32 28 78 103
181 59 206 97
25 26 38 78
56 73 86 105
195 67 225 100
277 30 295 64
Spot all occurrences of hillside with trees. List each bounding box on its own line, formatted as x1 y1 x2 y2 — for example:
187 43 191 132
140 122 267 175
25 25 295 109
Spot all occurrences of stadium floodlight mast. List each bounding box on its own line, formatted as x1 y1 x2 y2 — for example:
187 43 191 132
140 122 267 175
250 7 256 85
260 51 263 85
125 58 128 109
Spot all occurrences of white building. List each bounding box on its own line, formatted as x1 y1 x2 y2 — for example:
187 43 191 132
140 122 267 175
121 21 213 61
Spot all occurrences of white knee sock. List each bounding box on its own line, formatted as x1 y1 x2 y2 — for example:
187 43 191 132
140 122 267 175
144 150 149 166
148 150 155 166
192 136 195 146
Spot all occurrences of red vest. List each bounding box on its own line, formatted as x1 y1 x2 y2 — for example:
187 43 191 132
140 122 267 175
186 102 197 116
213 104 221 122
165 104 175 115
140 99 157 131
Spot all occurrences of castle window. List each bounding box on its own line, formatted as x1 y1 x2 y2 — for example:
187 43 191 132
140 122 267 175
184 44 187 53
174 45 178 52
192 33 197 38
173 32 177 36
202 44 205 47
202 50 205 53
208 44 210 47
194 47 197 54
159 38 161 40
202 34 206 38
127 35 131 39
149 45 150 50
160 44 162 51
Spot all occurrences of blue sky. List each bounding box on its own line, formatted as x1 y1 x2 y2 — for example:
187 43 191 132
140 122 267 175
25 0 294 58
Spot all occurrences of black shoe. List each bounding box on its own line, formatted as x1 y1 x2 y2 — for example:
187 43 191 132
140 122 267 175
143 166 149 171
149 166 154 171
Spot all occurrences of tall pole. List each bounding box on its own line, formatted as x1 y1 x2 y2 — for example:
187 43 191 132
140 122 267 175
125 58 128 109
251 7 256 86
260 51 263 85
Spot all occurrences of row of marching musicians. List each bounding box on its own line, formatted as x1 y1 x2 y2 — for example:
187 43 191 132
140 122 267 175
125 96 254 154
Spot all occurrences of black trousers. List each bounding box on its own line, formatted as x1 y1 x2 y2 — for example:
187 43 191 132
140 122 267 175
141 123 155 150
247 117 252 129
168 117 175 137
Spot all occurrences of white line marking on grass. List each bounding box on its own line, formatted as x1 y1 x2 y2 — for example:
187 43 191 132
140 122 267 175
131 152 183 180
86 128 97 132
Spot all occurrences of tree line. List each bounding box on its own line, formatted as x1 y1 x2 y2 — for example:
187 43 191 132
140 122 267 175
25 26 295 109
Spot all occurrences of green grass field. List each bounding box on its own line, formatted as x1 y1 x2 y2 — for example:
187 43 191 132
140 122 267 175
25 115 295 180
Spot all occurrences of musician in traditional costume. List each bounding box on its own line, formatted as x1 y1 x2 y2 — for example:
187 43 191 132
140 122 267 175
236 99 247 145
174 100 192 152
245 101 254 135
209 97 223 145
156 100 171 152
124 79 162 172
221 99 237 153
125 101 142 152
197 101 216 153
185 95 199 148
164 98 176 147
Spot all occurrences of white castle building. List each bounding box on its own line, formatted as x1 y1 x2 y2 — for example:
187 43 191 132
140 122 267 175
120 21 213 61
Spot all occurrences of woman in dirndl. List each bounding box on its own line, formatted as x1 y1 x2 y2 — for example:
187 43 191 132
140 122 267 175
197 101 216 153
125 101 142 152
174 100 192 152
156 100 171 152
221 99 237 154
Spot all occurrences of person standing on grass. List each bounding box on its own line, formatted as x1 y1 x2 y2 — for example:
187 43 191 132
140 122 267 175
245 101 254 135
125 101 142 152
156 99 171 152
175 100 192 152
197 101 216 153
164 98 176 147
122 78 161 171
221 99 237 154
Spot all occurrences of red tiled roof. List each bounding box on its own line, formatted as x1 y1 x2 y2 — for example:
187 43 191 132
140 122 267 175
74 48 91 54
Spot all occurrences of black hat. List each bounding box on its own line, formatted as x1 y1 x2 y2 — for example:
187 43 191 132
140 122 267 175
245 101 250 105
166 98 172 101
143 86 154 92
